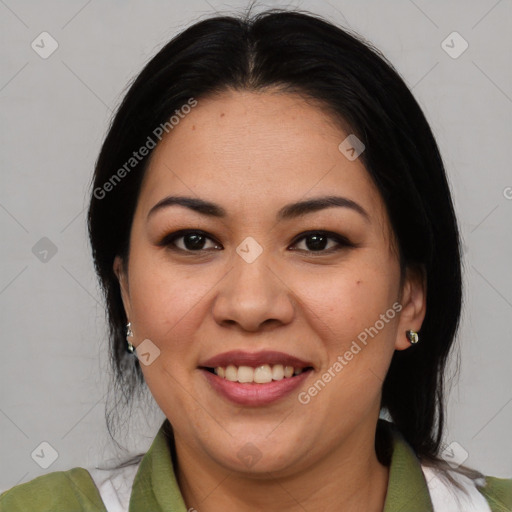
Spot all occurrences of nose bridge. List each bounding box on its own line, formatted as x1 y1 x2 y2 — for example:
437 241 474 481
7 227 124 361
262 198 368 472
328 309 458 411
212 239 294 330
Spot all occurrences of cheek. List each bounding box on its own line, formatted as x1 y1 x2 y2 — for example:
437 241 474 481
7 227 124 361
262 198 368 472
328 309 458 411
126 254 222 360
298 268 400 419
289 259 400 346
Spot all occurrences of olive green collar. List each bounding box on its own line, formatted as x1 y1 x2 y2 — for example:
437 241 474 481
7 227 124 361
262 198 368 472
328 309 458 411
382 422 434 511
128 420 186 511
128 419 433 511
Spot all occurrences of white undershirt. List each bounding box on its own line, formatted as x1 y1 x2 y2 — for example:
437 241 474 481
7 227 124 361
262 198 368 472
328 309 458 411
88 463 140 512
421 465 492 512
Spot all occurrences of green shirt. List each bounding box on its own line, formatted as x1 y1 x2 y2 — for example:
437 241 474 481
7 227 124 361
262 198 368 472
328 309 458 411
1 420 510 511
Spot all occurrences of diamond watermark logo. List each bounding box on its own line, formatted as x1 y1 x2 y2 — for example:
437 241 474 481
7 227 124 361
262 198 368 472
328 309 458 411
237 442 262 468
338 134 365 161
236 237 263 263
136 338 161 366
441 441 469 469
32 237 58 263
31 441 59 469
441 32 468 59
31 32 59 59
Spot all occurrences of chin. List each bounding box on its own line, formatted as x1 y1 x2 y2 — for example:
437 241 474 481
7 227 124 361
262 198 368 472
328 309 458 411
201 433 308 476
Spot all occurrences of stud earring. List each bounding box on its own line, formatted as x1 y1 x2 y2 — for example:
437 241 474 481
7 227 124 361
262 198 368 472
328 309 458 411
406 329 419 344
126 322 135 353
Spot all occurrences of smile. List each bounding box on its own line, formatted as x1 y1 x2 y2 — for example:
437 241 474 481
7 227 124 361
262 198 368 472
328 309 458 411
199 350 314 406
210 364 309 383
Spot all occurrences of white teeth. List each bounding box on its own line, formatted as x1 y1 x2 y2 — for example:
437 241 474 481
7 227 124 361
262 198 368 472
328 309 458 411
271 364 284 381
213 363 307 383
237 366 254 383
284 365 294 378
225 365 238 382
254 364 272 383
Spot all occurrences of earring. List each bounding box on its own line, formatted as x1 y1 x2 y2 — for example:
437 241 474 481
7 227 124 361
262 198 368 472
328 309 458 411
126 322 135 353
406 330 419 344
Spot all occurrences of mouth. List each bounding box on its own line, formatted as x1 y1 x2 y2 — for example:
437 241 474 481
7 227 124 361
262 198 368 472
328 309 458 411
201 364 313 383
198 350 314 406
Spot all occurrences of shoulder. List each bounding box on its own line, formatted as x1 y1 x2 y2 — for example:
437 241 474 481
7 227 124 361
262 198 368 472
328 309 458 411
478 475 512 512
0 467 107 512
422 464 512 512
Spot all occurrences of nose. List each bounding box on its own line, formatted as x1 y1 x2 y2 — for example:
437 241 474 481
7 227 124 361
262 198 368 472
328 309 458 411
211 251 295 332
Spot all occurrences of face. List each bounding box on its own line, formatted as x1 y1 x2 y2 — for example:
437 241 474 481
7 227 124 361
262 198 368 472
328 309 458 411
115 89 425 477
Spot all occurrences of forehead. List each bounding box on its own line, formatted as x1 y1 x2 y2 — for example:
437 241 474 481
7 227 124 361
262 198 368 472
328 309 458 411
137 89 383 220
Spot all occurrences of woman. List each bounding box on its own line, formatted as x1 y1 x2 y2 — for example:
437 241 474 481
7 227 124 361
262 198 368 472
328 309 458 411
1 8 510 512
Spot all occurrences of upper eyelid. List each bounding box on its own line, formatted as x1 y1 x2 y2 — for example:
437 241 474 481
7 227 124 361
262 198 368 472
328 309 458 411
159 229 219 247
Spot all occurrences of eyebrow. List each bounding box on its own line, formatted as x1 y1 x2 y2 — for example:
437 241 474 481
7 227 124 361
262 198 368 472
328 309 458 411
147 195 370 222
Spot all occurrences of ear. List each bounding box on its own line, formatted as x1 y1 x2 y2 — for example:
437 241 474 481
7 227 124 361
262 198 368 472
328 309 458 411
113 255 132 319
395 265 427 351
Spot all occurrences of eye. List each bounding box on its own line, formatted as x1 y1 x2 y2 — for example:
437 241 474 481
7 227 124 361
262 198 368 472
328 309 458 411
159 230 222 252
289 231 352 254
158 229 353 255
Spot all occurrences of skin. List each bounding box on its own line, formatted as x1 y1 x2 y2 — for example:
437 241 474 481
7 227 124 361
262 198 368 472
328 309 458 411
114 89 426 512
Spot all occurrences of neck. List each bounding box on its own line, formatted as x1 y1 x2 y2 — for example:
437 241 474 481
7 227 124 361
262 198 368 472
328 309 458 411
174 422 390 512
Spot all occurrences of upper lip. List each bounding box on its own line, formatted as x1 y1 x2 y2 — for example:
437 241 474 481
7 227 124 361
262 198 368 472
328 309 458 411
199 350 313 369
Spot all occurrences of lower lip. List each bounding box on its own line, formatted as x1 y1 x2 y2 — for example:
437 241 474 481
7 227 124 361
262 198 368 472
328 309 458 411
201 369 312 406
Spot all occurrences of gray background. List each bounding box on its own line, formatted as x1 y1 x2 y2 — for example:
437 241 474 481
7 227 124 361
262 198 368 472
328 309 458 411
1 0 511 491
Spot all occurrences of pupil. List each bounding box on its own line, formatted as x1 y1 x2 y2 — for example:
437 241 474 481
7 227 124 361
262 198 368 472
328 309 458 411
307 234 327 251
185 234 205 250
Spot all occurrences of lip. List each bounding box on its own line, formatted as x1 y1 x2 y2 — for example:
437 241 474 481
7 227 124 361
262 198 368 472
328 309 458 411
201 367 312 406
199 350 313 369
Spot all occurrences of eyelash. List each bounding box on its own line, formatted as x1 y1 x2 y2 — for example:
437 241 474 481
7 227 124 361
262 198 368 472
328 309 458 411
157 229 354 256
